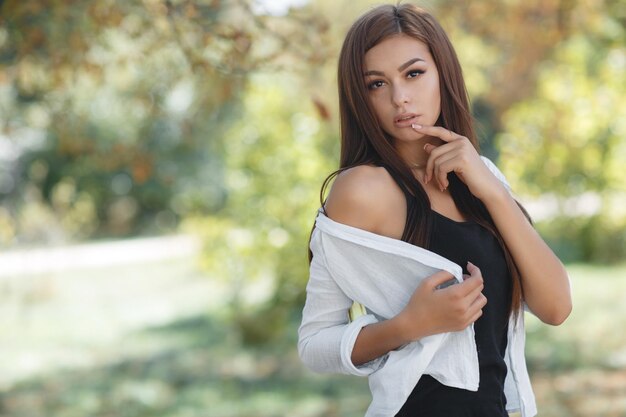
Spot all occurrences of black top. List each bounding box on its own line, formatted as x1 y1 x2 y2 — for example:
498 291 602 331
395 210 512 417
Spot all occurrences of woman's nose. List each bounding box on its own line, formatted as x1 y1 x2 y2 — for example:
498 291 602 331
392 86 410 107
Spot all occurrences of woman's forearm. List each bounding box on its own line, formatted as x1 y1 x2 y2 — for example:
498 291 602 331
484 186 572 325
351 316 412 366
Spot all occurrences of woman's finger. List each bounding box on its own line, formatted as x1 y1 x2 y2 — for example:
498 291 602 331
463 281 486 310
412 124 463 143
424 270 457 291
466 307 484 327
471 293 488 312
453 269 483 297
432 151 461 190
424 141 461 184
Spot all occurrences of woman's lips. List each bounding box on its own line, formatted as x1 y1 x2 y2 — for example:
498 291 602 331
394 115 421 127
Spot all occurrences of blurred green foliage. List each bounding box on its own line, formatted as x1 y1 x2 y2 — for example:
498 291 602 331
0 0 625 344
536 214 626 264
0 0 329 243
182 74 337 344
1 0 238 241
499 34 626 198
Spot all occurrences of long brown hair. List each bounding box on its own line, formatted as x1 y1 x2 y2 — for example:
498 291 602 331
312 3 527 317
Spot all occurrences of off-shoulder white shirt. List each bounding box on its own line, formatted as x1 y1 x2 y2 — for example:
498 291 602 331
297 157 537 417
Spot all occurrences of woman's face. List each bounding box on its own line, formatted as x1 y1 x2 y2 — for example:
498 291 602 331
363 34 441 145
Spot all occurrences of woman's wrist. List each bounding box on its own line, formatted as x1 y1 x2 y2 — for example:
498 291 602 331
478 180 511 208
352 314 417 366
391 310 427 345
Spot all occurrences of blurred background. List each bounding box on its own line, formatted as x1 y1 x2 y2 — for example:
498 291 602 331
0 0 625 416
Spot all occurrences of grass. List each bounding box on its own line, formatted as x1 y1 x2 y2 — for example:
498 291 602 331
0 261 625 417
526 263 626 417
526 263 626 371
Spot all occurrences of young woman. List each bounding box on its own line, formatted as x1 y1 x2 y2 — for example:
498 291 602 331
298 3 571 417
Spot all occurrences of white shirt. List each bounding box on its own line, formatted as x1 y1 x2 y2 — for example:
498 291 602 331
297 158 537 417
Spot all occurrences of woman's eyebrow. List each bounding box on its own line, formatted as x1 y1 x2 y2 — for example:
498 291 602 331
363 57 425 77
363 69 385 76
398 57 424 72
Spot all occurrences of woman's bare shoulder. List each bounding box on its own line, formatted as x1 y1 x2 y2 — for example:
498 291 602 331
324 165 404 233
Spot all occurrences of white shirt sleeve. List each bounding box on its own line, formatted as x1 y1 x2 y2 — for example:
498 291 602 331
297 228 386 377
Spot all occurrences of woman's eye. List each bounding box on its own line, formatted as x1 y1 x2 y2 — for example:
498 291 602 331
407 69 425 78
367 80 385 90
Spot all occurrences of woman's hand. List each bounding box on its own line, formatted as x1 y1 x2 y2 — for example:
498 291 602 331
395 262 487 342
412 124 505 201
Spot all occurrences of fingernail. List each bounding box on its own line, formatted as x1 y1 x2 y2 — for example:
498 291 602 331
412 123 422 129
423 144 429 150
467 261 475 268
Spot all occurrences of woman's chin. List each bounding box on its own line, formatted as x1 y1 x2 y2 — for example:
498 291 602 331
393 129 426 143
